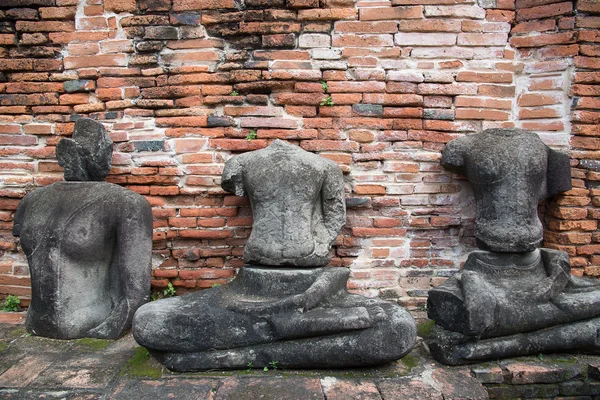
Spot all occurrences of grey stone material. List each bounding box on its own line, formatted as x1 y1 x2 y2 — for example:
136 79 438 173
428 128 600 365
133 140 416 371
428 249 600 338
134 266 416 371
580 159 600 171
56 118 113 182
221 139 346 267
63 80 93 93
441 128 572 253
352 104 383 117
207 115 235 127
428 316 600 366
144 26 178 40
345 197 370 208
135 41 165 52
423 108 454 120
133 140 164 152
13 118 152 340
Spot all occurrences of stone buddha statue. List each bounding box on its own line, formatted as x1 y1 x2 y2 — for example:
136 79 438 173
13 119 153 340
133 140 417 371
427 129 600 365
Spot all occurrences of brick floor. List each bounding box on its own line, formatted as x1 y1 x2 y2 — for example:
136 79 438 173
0 320 599 399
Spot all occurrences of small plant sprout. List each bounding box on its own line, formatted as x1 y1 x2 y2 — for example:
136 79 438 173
246 129 258 141
320 95 334 107
2 295 20 312
246 362 253 372
150 282 176 301
269 361 279 370
263 366 269 372
230 90 239 96
163 282 176 297
320 80 328 93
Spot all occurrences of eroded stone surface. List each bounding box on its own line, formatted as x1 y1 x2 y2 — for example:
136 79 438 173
503 362 580 384
377 379 443 400
441 128 571 253
111 379 219 400
321 378 382 400
0 356 51 388
428 129 600 365
56 118 113 182
134 267 416 371
13 118 153 340
215 377 324 400
222 139 346 267
428 249 600 338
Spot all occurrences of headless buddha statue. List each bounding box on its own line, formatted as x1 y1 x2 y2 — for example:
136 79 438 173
13 119 152 340
133 140 417 371
427 129 600 364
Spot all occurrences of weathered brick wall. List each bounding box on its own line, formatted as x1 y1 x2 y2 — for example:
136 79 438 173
0 0 598 312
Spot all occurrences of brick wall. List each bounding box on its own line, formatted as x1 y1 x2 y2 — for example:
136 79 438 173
0 0 598 313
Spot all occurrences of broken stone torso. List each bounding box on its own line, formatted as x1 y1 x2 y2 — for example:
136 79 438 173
222 139 346 267
442 128 571 252
14 182 152 339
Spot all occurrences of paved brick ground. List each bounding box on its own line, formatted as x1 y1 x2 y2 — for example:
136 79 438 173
0 318 599 399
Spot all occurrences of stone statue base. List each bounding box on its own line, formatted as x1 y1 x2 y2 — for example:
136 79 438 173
133 266 416 371
427 248 600 364
427 317 600 365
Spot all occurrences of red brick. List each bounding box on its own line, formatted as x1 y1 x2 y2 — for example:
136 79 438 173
579 0 600 13
178 230 232 239
516 2 572 21
511 19 556 33
298 8 358 21
456 108 510 120
64 54 128 69
352 228 407 237
16 21 75 32
510 31 576 48
354 185 386 195
540 44 579 59
399 20 461 32
104 0 136 12
173 0 235 10
335 21 399 34
40 7 76 19
457 71 513 83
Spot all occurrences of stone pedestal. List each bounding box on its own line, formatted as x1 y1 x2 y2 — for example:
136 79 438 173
428 249 600 365
134 266 416 371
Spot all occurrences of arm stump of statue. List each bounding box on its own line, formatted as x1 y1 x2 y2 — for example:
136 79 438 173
13 119 152 339
426 129 600 365
133 140 416 371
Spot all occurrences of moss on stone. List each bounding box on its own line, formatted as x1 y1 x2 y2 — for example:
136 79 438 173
121 346 163 379
401 354 418 371
74 338 112 351
417 319 436 338
0 342 8 353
